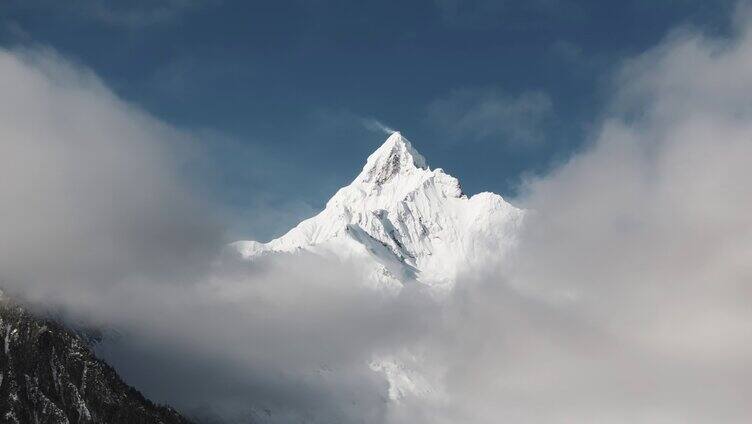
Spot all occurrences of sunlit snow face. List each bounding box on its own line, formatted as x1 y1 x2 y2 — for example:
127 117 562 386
357 132 427 185
233 130 524 295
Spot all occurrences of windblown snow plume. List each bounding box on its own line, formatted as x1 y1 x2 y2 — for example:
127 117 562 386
362 117 397 135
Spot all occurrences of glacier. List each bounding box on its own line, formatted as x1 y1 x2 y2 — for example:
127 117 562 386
233 131 524 293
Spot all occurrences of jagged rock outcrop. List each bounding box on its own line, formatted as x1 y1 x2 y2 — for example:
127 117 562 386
0 296 192 424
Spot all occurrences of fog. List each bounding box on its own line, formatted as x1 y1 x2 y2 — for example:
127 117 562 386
2 6 752 423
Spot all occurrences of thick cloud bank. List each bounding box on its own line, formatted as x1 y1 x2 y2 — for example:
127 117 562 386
497 18 752 421
3 7 752 423
412 17 752 419
0 48 222 302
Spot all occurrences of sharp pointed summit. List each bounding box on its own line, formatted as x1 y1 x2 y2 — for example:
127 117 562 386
356 132 428 185
234 132 524 293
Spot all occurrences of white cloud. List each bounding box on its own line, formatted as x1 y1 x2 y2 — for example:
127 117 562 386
0 47 222 301
494 10 752 422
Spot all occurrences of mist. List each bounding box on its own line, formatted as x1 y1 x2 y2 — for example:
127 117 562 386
2 5 752 423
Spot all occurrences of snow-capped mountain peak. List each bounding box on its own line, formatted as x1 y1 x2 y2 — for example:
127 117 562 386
356 131 427 185
234 132 524 292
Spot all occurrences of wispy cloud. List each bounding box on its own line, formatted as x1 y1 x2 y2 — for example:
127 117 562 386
434 0 578 29
426 87 554 147
5 0 212 29
83 0 209 28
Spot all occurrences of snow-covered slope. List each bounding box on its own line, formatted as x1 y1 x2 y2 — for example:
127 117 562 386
233 132 524 292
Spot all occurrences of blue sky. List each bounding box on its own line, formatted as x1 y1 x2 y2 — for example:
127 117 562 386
0 0 737 240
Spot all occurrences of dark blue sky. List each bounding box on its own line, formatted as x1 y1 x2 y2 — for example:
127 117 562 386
0 0 737 239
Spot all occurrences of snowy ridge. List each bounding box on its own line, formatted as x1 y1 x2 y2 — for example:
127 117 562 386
233 132 524 292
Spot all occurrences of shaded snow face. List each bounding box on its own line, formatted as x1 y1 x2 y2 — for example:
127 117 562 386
4 8 752 423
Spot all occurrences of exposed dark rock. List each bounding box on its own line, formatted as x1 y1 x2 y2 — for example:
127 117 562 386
0 297 192 424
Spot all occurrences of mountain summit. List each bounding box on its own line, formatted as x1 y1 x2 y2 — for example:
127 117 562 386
234 132 524 292
356 131 427 184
